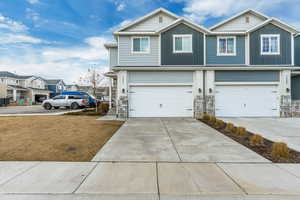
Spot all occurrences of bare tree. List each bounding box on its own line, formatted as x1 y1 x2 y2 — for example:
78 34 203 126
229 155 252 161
78 67 106 96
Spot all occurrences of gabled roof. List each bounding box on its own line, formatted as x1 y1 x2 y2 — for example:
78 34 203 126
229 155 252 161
0 71 33 79
115 8 179 33
156 18 210 34
104 43 118 49
246 18 299 34
210 9 269 31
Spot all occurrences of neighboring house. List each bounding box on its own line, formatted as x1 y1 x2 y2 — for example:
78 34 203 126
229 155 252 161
77 85 109 99
0 71 51 104
45 79 66 98
65 84 79 91
104 8 299 118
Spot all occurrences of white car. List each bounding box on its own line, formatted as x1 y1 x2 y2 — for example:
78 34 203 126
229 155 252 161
42 95 89 110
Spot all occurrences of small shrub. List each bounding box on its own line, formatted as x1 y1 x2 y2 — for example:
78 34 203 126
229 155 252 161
98 102 109 114
209 115 216 125
225 123 234 132
214 119 226 129
202 113 211 121
235 127 246 136
271 142 290 159
250 134 264 146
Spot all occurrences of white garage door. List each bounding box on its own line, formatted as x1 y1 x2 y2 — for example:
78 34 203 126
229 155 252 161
215 85 279 117
129 86 193 117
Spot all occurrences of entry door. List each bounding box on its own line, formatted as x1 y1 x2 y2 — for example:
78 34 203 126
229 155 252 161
129 86 193 117
215 85 279 117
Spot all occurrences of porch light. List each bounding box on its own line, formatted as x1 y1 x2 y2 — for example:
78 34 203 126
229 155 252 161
209 88 213 93
198 88 202 93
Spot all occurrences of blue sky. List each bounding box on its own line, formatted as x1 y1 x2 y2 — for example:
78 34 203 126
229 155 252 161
0 0 299 84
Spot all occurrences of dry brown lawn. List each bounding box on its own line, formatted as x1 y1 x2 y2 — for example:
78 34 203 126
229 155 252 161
0 116 123 161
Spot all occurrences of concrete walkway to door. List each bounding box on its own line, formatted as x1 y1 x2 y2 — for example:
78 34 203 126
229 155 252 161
93 118 269 163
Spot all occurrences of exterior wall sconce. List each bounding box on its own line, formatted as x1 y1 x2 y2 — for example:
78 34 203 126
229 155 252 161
198 88 202 93
122 88 125 93
286 88 290 93
209 88 213 93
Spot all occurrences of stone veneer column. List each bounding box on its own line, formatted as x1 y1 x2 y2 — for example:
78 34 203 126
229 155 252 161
280 95 292 117
117 96 128 119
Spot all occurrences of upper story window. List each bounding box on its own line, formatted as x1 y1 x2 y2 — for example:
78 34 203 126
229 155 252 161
173 34 193 53
132 37 150 53
217 36 236 56
261 34 280 55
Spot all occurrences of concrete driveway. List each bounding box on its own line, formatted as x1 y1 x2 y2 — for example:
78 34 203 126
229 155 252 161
93 118 269 162
0 105 74 115
222 118 300 152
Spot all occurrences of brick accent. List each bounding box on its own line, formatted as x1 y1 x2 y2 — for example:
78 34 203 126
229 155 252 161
280 95 292 117
117 96 128 119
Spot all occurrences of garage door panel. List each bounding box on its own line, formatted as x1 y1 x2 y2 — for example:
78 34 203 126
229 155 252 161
215 85 279 117
129 86 193 117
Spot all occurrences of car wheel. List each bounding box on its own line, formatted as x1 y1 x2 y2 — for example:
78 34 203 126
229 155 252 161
54 106 60 109
71 102 79 110
43 103 52 110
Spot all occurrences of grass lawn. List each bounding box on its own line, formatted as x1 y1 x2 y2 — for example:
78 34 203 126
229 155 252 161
0 116 123 161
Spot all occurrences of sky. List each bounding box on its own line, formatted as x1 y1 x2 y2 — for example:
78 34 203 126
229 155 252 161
0 0 299 84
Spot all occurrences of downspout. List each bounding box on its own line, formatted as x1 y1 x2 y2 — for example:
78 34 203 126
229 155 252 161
203 70 206 113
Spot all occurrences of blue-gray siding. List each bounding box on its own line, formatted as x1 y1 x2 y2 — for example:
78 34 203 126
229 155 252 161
206 36 245 65
215 71 280 82
128 71 193 83
295 35 300 66
292 75 300 100
250 24 291 65
161 23 204 65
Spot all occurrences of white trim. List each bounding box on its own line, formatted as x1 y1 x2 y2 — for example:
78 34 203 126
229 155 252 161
210 9 269 31
291 33 295 66
217 36 236 56
113 66 300 71
158 33 161 65
117 36 120 66
215 81 279 86
209 32 246 35
115 8 179 33
115 32 158 36
173 34 193 53
129 82 193 86
246 18 298 34
245 33 250 65
203 33 206 65
157 18 210 34
260 34 280 55
131 36 150 54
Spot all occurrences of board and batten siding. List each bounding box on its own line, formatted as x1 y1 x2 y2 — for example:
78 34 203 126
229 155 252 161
215 71 280 82
250 23 291 65
109 48 118 67
128 71 193 83
206 36 245 65
294 35 300 66
118 36 159 66
291 75 300 100
161 23 204 65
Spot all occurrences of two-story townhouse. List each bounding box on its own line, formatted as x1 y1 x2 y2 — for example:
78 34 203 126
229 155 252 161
0 71 51 104
105 8 299 118
45 79 66 98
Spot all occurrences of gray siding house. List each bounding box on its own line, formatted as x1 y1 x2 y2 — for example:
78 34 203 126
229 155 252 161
104 8 299 118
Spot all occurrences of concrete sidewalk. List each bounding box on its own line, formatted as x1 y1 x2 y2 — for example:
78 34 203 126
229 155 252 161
0 162 300 199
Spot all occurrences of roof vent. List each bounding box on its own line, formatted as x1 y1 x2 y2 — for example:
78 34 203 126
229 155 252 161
245 16 250 23
159 16 163 23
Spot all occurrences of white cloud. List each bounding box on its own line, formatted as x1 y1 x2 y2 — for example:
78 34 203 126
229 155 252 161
0 14 28 32
0 33 44 44
26 0 40 4
176 0 286 23
117 2 126 11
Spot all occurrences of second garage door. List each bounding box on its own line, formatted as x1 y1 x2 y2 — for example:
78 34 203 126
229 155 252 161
129 86 193 117
215 85 279 117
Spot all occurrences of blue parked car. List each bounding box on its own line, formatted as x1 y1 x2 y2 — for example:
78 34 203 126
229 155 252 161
61 91 97 107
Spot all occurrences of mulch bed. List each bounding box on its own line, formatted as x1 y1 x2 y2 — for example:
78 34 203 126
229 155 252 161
199 119 300 163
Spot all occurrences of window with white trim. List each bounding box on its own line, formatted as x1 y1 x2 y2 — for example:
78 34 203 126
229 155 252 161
217 36 236 56
132 37 150 53
173 34 192 53
260 34 280 55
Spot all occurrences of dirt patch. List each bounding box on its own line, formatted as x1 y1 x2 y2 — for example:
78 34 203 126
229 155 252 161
200 119 300 163
0 116 123 161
